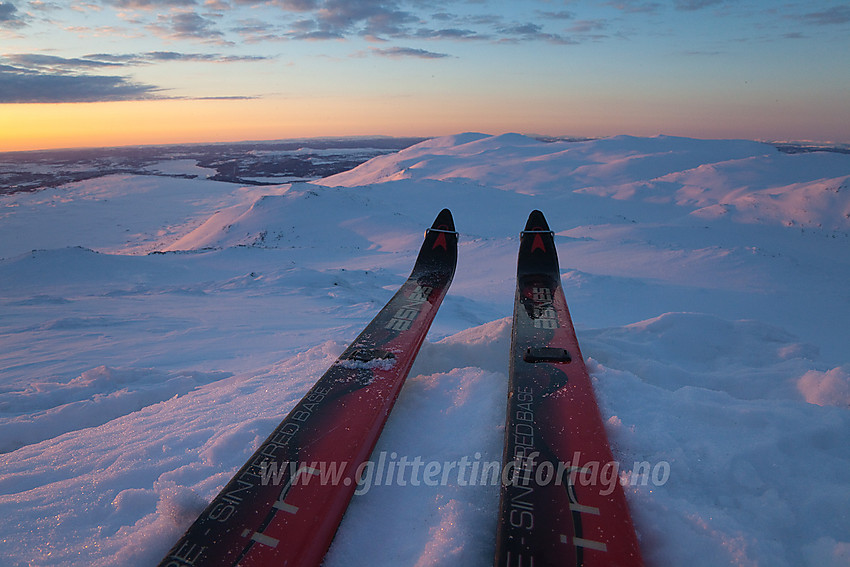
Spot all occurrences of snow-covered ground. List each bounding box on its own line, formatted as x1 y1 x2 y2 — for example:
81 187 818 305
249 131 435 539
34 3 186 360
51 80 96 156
1 133 848 566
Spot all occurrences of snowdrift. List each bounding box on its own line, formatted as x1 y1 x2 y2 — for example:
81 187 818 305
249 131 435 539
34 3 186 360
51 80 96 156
1 134 849 566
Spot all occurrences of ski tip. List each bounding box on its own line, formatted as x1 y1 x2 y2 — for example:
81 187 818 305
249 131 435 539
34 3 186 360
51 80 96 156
430 208 456 233
523 209 551 233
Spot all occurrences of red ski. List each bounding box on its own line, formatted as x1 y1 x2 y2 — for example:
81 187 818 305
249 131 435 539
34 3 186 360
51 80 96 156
495 210 643 566
158 209 457 567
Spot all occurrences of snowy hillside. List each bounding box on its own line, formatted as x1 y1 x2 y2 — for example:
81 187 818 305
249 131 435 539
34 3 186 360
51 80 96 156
1 134 849 566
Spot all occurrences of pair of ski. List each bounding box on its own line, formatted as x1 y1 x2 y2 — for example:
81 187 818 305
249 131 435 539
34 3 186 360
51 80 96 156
158 209 643 567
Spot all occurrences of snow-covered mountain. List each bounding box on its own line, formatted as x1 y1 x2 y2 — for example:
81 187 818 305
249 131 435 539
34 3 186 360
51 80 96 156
1 134 848 566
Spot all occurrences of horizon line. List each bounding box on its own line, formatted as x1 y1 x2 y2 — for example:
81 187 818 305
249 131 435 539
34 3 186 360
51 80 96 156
2 132 850 156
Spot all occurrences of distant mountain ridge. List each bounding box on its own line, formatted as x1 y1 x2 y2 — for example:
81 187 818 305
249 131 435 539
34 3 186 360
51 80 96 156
0 137 427 194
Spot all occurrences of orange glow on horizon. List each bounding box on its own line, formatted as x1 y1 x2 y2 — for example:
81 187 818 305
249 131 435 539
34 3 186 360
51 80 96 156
2 94 847 153
0 95 638 152
0 99 350 152
0 97 487 152
0 96 616 152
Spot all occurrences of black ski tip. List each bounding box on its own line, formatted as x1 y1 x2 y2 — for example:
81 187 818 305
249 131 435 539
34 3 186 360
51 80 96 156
414 208 458 277
523 209 551 233
431 208 455 233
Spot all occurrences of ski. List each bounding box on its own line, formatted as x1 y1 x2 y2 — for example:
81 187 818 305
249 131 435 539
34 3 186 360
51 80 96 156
495 210 643 567
158 209 458 567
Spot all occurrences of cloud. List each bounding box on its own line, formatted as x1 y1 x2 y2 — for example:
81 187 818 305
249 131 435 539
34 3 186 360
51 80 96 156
283 17 343 40
607 1 661 14
0 67 162 102
102 0 198 7
413 27 488 41
801 5 850 26
0 1 26 28
291 29 342 39
537 10 574 20
0 1 16 18
0 54 159 103
83 0 605 47
0 52 268 103
566 19 608 34
231 18 283 42
312 0 419 39
411 9 586 45
231 0 318 9
278 0 422 41
4 53 123 71
499 22 544 36
674 0 725 10
266 0 561 44
269 0 318 10
4 52 268 68
149 10 227 41
146 51 269 62
28 0 64 10
369 46 450 59
192 94 259 99
496 21 576 45
204 0 230 9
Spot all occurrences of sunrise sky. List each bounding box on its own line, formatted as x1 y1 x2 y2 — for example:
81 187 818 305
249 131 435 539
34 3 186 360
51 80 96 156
1 0 848 151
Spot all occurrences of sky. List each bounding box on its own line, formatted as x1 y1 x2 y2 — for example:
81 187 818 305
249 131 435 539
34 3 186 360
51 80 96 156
0 0 848 151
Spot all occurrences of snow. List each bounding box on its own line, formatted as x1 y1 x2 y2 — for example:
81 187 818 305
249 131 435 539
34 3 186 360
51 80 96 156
1 133 849 566
142 160 217 178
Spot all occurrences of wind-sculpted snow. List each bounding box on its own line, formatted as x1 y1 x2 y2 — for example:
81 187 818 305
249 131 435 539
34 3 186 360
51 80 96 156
320 133 850 233
1 134 849 566
0 365 232 452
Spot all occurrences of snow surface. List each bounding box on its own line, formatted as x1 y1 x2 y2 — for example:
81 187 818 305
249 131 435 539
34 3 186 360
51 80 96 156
1 133 849 566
